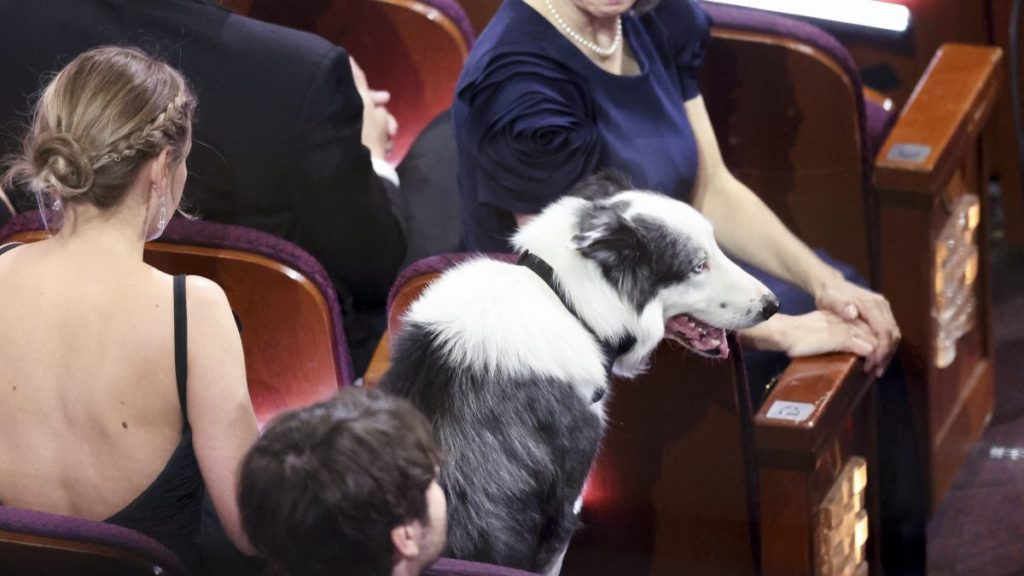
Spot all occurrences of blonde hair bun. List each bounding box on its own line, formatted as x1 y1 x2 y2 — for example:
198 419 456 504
3 46 194 212
31 131 94 199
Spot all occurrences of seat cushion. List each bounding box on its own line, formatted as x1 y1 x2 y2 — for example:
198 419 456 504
0 505 187 576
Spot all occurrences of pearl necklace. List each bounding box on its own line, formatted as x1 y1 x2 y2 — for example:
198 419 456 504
543 0 623 58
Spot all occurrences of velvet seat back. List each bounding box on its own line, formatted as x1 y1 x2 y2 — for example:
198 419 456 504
0 505 187 576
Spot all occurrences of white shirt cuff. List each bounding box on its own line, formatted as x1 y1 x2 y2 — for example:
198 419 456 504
371 157 401 188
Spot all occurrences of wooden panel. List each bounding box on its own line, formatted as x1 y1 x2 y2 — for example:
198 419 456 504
874 44 1001 507
565 344 756 575
755 357 880 576
248 0 468 164
701 26 871 282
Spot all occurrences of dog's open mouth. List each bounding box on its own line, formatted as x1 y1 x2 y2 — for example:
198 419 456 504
665 314 729 358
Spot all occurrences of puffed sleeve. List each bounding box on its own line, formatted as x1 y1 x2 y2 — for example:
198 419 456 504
457 54 602 214
650 0 711 100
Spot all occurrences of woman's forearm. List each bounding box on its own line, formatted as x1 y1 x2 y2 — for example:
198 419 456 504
684 95 838 296
699 172 840 295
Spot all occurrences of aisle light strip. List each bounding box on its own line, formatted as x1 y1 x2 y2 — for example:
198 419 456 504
705 0 911 32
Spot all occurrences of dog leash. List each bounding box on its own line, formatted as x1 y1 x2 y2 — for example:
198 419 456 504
516 250 636 402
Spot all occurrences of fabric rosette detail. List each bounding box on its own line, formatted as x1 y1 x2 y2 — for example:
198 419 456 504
462 55 602 212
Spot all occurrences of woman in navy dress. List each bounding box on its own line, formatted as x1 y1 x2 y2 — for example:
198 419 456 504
454 0 925 572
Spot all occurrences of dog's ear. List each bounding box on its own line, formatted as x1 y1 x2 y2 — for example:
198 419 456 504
570 200 645 267
567 169 633 202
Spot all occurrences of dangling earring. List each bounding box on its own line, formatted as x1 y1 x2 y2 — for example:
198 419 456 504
155 184 167 231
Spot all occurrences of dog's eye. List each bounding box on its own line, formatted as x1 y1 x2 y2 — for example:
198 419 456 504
692 260 706 274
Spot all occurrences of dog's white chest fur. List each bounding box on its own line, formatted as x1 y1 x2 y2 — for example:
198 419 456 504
405 259 609 403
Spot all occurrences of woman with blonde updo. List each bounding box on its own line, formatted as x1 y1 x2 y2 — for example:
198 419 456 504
0 46 258 569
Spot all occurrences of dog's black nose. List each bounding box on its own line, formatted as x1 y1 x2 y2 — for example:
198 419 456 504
759 295 780 320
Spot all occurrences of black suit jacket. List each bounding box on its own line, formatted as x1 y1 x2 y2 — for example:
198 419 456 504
0 0 405 310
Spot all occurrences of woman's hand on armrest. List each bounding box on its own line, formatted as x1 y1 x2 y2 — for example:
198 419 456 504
813 276 901 376
738 311 877 360
184 275 259 556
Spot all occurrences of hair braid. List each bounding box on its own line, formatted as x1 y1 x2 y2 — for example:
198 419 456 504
94 91 190 168
3 46 195 213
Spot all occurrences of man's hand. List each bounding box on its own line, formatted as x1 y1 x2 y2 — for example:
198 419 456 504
350 57 398 160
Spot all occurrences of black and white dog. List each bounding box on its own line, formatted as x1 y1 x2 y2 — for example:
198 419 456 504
380 174 778 574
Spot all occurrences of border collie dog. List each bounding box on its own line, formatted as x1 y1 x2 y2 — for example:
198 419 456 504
380 174 778 574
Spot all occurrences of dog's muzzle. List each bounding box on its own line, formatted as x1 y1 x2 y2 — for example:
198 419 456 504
760 294 780 321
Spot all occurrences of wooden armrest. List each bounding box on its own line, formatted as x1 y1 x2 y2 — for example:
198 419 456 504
874 43 1002 195
362 333 391 389
863 87 894 113
754 354 880 574
754 353 874 466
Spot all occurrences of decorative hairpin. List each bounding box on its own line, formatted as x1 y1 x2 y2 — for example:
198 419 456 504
98 148 137 164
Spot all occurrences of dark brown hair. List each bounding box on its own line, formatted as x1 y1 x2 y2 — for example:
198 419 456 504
239 388 442 576
4 46 195 213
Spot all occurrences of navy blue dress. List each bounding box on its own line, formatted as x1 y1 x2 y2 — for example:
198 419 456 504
454 0 709 252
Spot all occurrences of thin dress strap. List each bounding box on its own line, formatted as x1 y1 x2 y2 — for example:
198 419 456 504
0 242 23 256
173 275 188 422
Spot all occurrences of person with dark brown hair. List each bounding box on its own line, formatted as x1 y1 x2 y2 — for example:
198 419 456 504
239 388 447 576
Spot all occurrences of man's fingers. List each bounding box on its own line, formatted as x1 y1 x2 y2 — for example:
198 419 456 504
350 57 368 88
387 114 398 138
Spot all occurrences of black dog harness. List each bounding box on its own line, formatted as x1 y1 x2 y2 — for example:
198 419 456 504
517 251 636 403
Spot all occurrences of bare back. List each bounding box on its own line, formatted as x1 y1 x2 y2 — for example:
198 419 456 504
0 239 185 521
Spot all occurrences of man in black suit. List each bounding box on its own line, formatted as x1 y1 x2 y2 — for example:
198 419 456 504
0 0 405 371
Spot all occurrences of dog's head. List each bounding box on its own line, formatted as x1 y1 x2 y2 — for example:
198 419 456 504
516 172 778 362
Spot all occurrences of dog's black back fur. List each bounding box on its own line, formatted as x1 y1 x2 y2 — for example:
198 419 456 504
380 322 604 572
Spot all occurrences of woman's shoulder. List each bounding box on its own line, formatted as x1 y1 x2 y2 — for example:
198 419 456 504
638 0 711 58
642 0 710 32
458 0 576 93
181 275 232 316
